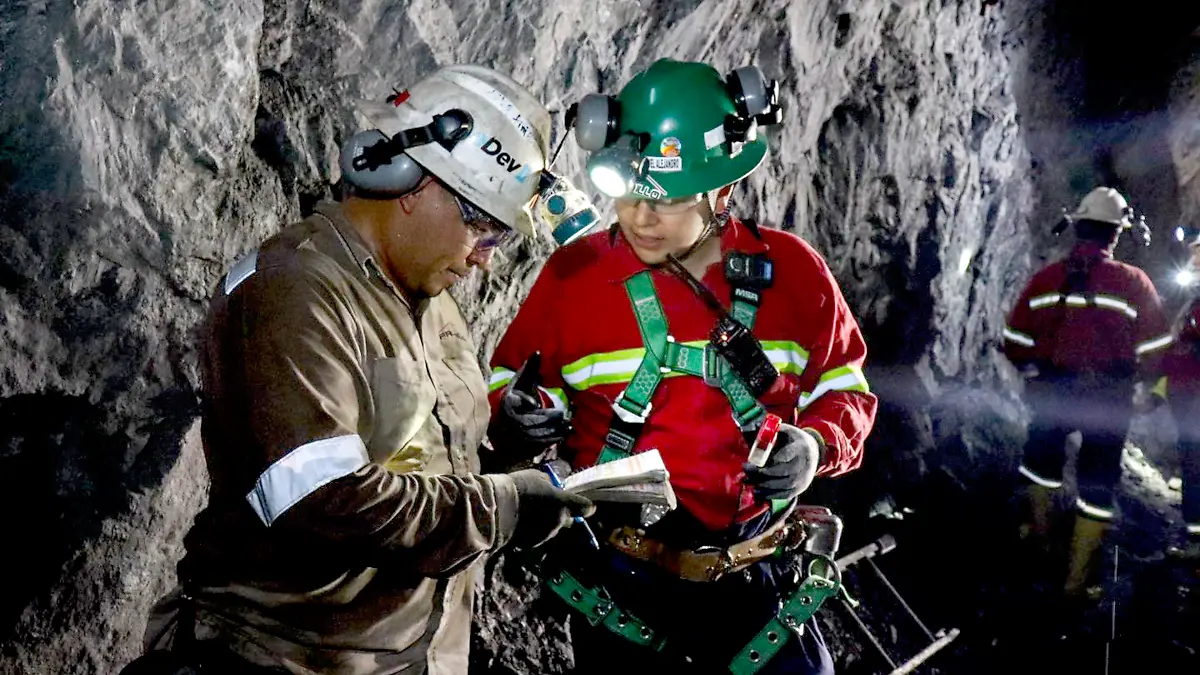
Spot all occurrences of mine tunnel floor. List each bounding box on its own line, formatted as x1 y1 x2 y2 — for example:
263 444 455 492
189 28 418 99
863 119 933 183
822 446 1200 675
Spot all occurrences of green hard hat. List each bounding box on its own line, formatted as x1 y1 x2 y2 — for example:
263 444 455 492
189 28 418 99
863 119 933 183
614 59 769 200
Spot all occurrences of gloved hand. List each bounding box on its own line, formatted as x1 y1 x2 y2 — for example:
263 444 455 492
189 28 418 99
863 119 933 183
508 468 595 551
490 353 570 459
742 423 824 502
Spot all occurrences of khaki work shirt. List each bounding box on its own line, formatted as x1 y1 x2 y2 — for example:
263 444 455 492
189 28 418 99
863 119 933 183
169 201 518 674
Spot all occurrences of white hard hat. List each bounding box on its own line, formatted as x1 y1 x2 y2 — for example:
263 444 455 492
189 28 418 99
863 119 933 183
1070 187 1133 228
351 65 552 237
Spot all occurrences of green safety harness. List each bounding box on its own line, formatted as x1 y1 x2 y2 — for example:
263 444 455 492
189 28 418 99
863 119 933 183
543 246 842 674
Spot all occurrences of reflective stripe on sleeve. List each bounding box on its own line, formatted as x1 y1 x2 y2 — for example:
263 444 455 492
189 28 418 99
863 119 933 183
797 365 870 411
246 434 370 527
1003 327 1035 348
1075 497 1115 521
1136 334 1174 357
540 386 568 411
1018 464 1063 489
489 367 516 393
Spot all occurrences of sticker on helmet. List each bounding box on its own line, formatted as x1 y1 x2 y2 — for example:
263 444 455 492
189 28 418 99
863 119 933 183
704 125 725 150
660 136 682 157
444 71 534 139
646 156 682 173
632 174 667 199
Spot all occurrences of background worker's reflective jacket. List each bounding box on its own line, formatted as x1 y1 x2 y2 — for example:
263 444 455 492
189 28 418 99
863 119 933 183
489 218 878 530
1002 242 1172 378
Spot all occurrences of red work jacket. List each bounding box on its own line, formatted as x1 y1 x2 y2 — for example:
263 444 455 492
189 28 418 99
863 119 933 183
489 219 877 530
1002 243 1171 379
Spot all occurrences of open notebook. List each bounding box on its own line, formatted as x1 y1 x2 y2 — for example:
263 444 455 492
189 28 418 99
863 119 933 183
561 449 678 509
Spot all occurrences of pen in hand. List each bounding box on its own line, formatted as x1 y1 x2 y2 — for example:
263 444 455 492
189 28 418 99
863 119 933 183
544 463 601 551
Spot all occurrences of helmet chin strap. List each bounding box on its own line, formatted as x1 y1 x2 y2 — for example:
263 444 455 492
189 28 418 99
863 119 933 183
674 191 728 263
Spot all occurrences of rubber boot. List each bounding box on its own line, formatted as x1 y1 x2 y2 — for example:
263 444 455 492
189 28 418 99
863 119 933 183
1019 483 1057 544
1063 514 1110 597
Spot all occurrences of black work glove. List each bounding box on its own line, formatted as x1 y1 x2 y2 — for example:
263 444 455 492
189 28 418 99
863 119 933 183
742 423 824 502
490 353 570 459
507 468 595 551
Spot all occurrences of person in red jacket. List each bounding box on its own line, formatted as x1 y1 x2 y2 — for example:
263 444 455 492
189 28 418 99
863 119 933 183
1002 186 1171 597
1158 224 1200 564
485 59 877 675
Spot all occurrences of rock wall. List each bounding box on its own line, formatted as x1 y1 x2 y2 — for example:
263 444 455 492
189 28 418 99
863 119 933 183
8 0 1187 673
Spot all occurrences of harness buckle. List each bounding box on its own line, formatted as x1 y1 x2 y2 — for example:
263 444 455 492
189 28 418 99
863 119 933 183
702 345 722 387
612 391 653 424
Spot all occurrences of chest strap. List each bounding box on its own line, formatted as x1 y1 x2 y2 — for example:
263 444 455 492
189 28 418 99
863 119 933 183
597 271 766 465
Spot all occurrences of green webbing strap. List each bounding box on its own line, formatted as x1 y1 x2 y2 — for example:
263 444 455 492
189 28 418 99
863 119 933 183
598 272 669 465
546 568 666 651
601 271 769 464
728 559 841 675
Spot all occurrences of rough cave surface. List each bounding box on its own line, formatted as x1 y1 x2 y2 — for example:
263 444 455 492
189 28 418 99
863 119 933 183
1 1 1198 674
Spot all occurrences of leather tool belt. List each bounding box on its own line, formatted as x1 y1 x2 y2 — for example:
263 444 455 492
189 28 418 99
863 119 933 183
606 505 810 582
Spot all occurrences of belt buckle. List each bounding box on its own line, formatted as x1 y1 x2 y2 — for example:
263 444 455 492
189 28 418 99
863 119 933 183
694 545 738 582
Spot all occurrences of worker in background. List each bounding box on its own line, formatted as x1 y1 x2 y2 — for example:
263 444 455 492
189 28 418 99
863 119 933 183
125 65 594 675
1154 224 1200 566
1002 187 1172 597
486 58 878 674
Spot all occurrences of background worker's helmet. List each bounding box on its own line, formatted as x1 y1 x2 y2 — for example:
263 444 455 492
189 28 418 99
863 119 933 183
570 59 784 200
1069 187 1134 229
341 65 553 237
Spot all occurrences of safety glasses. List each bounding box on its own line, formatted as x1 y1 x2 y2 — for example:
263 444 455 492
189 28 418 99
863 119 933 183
438 180 515 251
615 193 705 215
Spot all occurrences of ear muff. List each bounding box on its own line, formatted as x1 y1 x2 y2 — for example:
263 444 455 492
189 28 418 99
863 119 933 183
340 129 426 196
339 109 474 197
571 93 620 152
726 65 783 126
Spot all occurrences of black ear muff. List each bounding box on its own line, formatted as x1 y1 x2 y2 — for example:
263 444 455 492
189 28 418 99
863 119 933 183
339 108 473 197
571 94 620 151
340 129 426 196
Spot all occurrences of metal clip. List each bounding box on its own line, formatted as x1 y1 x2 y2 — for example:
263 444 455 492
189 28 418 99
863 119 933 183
611 391 653 424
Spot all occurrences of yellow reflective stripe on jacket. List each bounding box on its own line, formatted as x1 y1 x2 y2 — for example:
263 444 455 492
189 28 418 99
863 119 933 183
761 340 810 375
1003 327 1035 347
797 364 870 411
489 367 517 393
561 341 812 391
1028 292 1138 320
541 386 568 411
1136 334 1174 357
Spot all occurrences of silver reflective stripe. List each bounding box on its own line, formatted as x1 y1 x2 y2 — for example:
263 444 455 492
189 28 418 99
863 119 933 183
1003 327 1035 348
1092 295 1138 320
1136 334 1174 356
1075 497 1114 521
1029 294 1061 310
246 434 370 526
1019 465 1062 489
224 250 259 295
1188 523 1200 535
1064 294 1089 307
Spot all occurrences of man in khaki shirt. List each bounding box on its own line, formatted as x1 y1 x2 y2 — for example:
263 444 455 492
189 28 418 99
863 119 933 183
131 65 593 675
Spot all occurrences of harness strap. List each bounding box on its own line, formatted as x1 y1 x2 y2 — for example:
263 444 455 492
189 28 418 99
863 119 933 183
545 568 667 651
729 559 841 675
